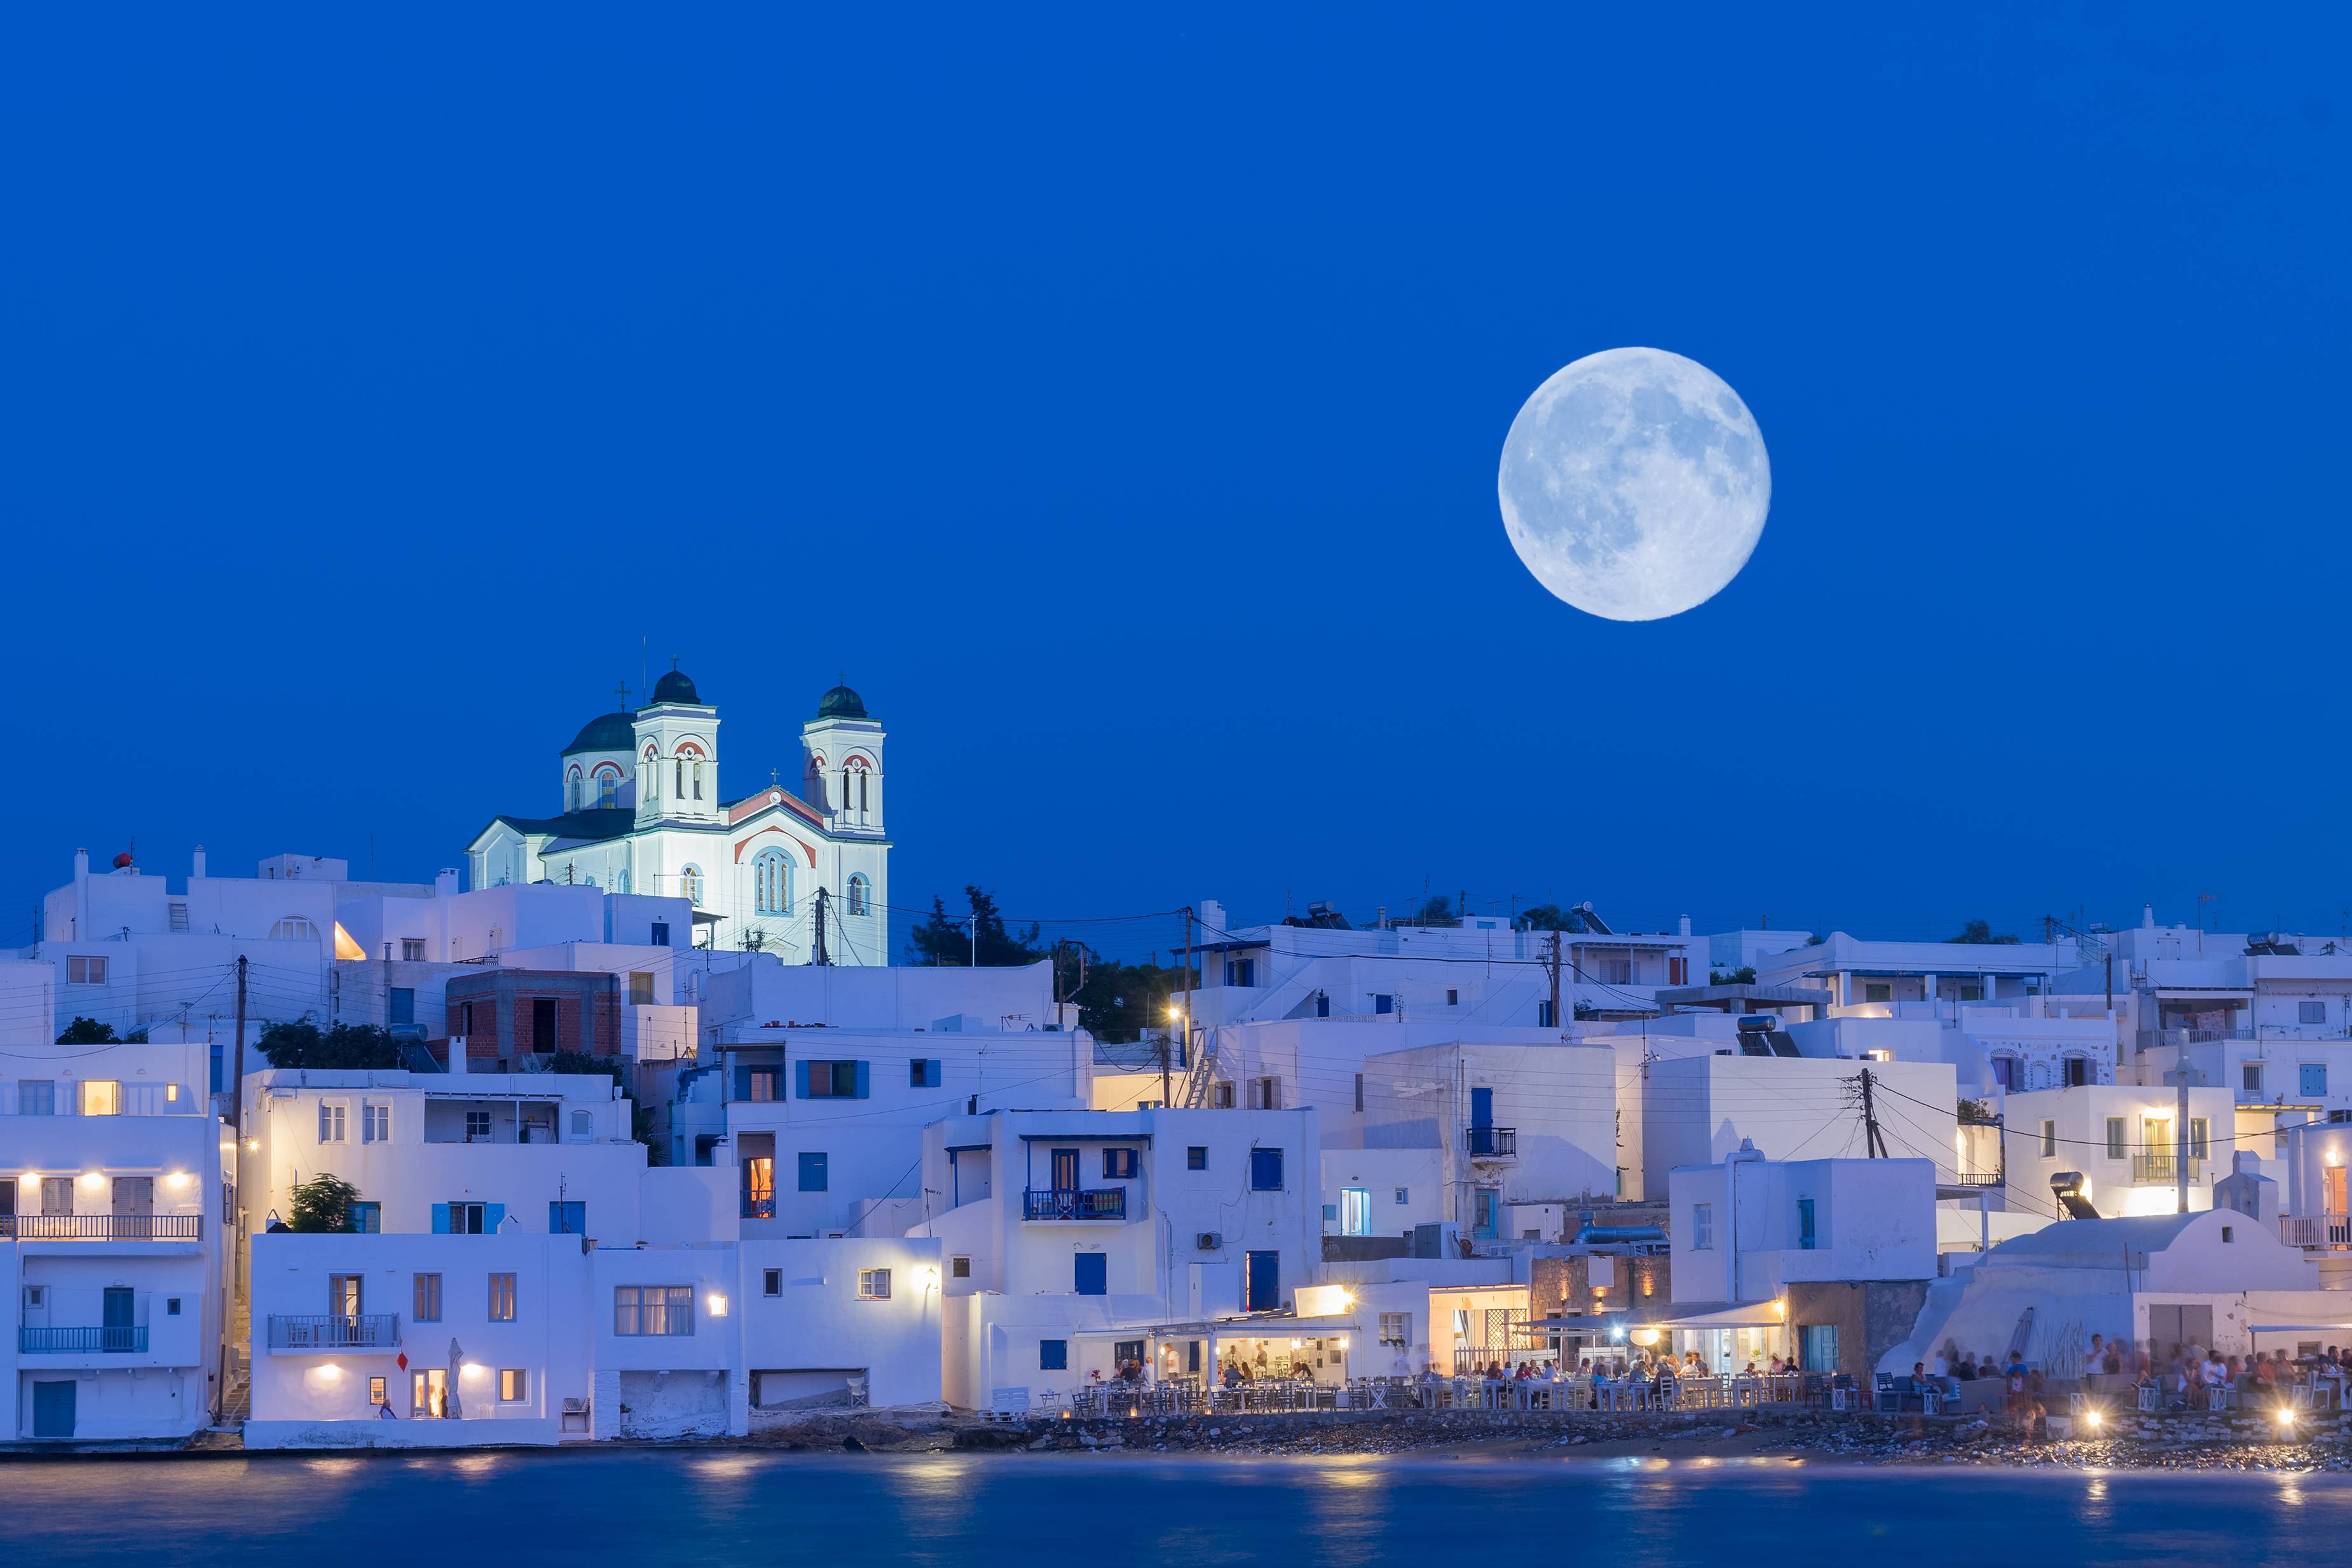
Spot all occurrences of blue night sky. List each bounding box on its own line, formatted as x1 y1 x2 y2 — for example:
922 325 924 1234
3 8 2346 955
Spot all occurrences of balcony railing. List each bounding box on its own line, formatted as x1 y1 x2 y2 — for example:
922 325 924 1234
1465 1126 1518 1158
0 1214 203 1240
21 1326 148 1354
742 1196 776 1220
268 1313 402 1350
2280 1213 2352 1251
1023 1188 1126 1221
2131 1153 2202 1185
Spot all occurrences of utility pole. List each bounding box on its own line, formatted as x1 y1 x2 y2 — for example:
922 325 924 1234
2165 1065 2199 1214
230 956 248 1138
969 914 978 971
1171 906 1195 1108
1857 1067 1888 1158
1547 930 1563 1034
812 886 830 966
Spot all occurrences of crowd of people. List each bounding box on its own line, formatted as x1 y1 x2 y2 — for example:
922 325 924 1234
2131 1337 2350 1410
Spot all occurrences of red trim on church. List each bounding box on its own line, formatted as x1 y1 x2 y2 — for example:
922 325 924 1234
733 824 817 864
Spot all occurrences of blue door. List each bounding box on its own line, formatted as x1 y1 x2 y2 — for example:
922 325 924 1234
1470 1086 1493 1129
102 1287 134 1353
1245 1250 1280 1312
33 1380 74 1438
1074 1252 1107 1295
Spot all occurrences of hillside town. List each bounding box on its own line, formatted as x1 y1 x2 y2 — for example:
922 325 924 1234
9 672 2352 1453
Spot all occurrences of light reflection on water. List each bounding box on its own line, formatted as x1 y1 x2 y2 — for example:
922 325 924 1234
1 1452 2348 1568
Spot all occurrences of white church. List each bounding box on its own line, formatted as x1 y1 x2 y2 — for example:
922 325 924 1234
466 669 890 962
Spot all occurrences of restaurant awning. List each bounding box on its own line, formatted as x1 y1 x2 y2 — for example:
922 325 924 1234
2248 1324 2352 1335
1073 1314 1360 1340
1650 1302 1784 1331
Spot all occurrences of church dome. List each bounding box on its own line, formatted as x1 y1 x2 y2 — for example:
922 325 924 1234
562 712 636 755
817 683 868 719
650 668 702 705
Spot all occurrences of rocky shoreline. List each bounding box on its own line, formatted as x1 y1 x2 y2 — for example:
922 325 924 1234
734 1404 2352 1472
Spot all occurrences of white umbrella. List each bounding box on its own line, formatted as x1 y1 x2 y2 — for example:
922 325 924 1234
447 1338 465 1419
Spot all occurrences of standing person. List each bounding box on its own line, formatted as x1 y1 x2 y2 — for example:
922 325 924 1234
2083 1335 2105 1379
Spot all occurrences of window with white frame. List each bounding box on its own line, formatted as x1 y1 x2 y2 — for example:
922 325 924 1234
613 1285 694 1335
680 866 703 906
499 1368 528 1401
67 955 108 985
763 1269 782 1297
858 1269 892 1300
2302 1000 2328 1026
465 1110 492 1140
1379 1312 1411 1347
402 939 427 962
318 1102 346 1143
847 875 869 917
488 1272 516 1321
1690 1203 1713 1250
2042 1120 2058 1158
362 1103 389 1143
753 848 792 916
269 917 318 943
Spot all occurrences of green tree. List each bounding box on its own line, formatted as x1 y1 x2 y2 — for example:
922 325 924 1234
57 1016 119 1044
289 1173 363 1234
1518 904 1585 933
904 887 1046 967
256 1021 404 1070
1053 944 1191 1043
1948 920 2021 946
1709 965 1758 986
1413 894 1456 926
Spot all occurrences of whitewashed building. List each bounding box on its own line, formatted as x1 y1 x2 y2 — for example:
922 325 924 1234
2 987 228 1442
919 1107 1323 1408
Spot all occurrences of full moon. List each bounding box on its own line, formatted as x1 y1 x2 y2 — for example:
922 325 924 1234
1498 347 1770 622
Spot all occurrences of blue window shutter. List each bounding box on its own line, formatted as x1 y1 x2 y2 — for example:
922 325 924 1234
1040 1339 1068 1370
431 1204 449 1234
485 1203 505 1233
794 1061 810 1098
926 1060 941 1088
1074 1252 1107 1295
854 1061 870 1098
733 1067 751 1101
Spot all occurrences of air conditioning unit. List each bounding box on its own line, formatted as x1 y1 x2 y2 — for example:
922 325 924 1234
1196 1232 1222 1250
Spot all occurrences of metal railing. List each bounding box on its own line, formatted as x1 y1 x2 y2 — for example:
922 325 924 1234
268 1313 401 1349
0 1214 203 1240
741 1196 776 1220
2131 1153 2201 1185
21 1326 148 1354
1465 1126 1518 1157
2280 1213 2352 1251
1022 1188 1127 1221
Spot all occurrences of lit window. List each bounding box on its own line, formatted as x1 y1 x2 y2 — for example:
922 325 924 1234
858 1269 891 1300
499 1368 528 1401
613 1285 695 1336
680 866 703 906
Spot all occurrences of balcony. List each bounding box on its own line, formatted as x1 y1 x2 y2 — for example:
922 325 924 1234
1022 1188 1126 1222
268 1313 402 1351
0 1214 203 1241
21 1326 148 1354
2131 1153 2201 1185
1465 1126 1518 1159
2280 1213 2352 1251
742 1196 777 1220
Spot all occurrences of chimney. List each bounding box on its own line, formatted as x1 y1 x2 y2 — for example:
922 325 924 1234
73 848 89 880
436 868 460 899
1679 914 1692 937
192 845 207 879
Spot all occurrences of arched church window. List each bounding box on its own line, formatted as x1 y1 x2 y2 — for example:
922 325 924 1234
847 875 869 917
644 747 660 801
693 760 704 801
754 848 791 916
680 866 703 906
596 770 619 809
675 756 686 796
567 768 582 812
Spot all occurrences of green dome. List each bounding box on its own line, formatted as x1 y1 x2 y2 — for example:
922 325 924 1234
562 712 636 755
817 683 868 719
650 669 702 705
